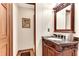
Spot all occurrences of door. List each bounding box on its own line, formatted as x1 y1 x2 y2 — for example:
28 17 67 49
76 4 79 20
0 3 12 56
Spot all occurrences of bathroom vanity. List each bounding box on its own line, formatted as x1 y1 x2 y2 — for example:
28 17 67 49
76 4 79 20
42 36 79 56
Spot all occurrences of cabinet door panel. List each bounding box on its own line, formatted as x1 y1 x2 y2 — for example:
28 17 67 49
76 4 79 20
43 43 48 56
48 48 55 56
62 49 74 56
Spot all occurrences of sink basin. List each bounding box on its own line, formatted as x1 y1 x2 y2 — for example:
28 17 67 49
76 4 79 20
47 37 62 41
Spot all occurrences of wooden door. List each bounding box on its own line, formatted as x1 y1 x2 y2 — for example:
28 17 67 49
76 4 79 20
0 3 13 56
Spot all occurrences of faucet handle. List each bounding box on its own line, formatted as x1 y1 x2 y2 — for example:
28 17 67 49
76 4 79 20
63 36 66 40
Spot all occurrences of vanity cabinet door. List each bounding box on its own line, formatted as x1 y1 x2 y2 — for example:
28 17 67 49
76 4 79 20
43 43 55 56
62 49 75 56
48 48 55 56
43 42 60 56
43 43 48 56
48 48 56 56
48 47 61 56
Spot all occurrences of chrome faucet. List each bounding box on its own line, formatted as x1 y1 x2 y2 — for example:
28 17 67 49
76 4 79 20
63 36 66 41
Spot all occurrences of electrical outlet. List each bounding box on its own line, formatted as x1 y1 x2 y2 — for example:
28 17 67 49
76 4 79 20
48 28 50 32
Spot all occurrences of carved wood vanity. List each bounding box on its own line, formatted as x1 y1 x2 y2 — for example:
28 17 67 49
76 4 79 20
42 36 79 56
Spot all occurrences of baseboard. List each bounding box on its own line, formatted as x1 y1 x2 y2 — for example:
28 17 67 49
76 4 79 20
16 48 34 56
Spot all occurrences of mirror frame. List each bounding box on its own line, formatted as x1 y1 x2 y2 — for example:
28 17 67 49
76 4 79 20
53 3 75 33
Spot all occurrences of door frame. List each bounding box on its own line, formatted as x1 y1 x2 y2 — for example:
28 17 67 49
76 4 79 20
34 3 36 56
9 3 13 56
27 3 36 56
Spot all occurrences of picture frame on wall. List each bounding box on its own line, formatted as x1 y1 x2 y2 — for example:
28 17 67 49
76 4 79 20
22 18 30 28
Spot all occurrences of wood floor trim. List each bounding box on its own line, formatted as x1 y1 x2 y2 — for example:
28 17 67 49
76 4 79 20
17 48 34 56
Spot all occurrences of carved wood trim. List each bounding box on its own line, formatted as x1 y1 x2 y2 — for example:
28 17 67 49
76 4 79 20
53 3 71 12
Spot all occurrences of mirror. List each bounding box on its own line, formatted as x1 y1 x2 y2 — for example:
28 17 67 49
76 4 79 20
53 3 75 32
57 5 71 29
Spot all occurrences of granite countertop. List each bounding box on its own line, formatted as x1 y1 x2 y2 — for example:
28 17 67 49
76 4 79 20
42 36 79 46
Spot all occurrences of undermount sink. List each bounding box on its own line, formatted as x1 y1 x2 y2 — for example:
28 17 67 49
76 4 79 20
47 37 62 41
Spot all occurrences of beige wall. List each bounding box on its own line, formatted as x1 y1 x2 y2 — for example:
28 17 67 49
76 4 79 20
18 7 34 50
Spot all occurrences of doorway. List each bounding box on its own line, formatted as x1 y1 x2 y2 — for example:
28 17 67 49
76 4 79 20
13 3 36 56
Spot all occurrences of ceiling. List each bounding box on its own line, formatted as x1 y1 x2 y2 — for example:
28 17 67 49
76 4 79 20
16 3 34 9
38 3 57 9
16 3 57 10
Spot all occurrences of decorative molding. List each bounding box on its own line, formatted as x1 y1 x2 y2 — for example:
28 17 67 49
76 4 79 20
53 3 71 12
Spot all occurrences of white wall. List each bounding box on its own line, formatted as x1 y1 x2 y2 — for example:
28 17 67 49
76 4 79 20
74 3 79 56
18 7 34 50
36 4 43 55
13 4 19 56
36 3 54 56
